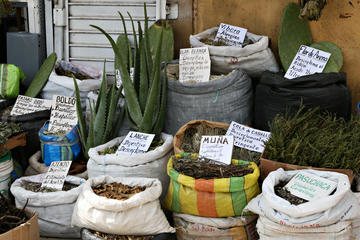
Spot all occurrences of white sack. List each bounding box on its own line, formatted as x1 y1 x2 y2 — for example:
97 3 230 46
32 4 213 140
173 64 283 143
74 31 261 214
245 168 359 227
190 27 279 77
10 174 85 238
71 175 175 235
87 133 173 199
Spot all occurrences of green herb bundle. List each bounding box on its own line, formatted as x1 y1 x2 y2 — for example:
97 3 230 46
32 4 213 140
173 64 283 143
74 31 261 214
264 106 360 173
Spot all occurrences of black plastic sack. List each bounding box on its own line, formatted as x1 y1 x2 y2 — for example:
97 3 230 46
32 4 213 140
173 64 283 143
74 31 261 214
254 71 351 131
81 228 176 240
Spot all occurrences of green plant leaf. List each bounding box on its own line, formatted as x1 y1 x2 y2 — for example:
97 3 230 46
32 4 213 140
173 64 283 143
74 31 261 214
148 20 174 63
114 35 129 75
103 80 122 142
139 34 149 113
118 12 133 69
279 3 312 71
310 42 343 73
144 3 153 85
72 76 87 153
153 62 167 136
25 52 57 97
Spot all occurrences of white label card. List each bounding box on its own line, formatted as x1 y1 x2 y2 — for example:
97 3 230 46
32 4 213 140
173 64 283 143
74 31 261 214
285 171 337 201
48 95 78 133
10 95 53 116
284 45 331 79
226 121 271 153
215 23 247 46
179 47 211 83
198 135 234 165
116 131 155 156
41 161 72 190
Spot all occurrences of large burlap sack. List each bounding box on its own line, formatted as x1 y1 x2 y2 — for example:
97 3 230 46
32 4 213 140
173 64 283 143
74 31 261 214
245 168 360 227
10 174 85 238
164 153 260 218
190 27 279 77
256 216 352 240
164 65 252 135
71 176 175 235
254 71 351 130
87 133 173 199
174 213 258 240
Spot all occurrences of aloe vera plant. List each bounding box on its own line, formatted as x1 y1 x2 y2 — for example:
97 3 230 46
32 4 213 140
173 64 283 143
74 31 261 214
91 4 170 137
73 62 125 159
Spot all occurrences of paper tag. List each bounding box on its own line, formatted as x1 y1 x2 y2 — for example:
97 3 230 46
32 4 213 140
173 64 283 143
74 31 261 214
285 171 337 201
215 23 247 46
198 135 234 165
116 131 155 156
285 45 331 79
179 47 211 83
10 95 53 116
48 95 78 133
41 161 72 190
226 121 270 153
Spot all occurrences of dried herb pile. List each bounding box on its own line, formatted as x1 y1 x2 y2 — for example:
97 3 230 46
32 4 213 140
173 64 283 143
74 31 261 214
92 230 153 240
265 106 360 173
199 31 253 47
0 121 22 157
173 156 253 179
55 65 93 80
0 193 29 234
22 181 78 193
93 182 146 200
180 124 261 163
274 181 307 205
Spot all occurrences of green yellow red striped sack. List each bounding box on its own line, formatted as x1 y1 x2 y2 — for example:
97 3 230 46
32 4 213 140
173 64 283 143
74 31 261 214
0 64 25 99
163 153 260 218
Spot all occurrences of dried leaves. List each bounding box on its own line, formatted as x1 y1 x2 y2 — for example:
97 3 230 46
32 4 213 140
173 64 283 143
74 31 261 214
93 230 153 240
173 156 253 179
0 193 29 234
93 182 146 200
274 181 307 205
22 181 78 193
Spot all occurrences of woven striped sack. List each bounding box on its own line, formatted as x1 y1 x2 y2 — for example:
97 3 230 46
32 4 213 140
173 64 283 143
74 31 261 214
0 64 25 99
164 153 260 218
39 123 81 166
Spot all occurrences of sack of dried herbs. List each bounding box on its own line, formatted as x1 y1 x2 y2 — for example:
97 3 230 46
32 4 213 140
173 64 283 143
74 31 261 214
81 228 175 240
190 27 279 77
71 175 175 235
10 173 85 238
163 153 260 218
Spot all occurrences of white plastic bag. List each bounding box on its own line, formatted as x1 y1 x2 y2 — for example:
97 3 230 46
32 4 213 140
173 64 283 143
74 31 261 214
71 175 175 235
87 133 173 199
10 174 85 238
245 168 360 227
190 27 279 77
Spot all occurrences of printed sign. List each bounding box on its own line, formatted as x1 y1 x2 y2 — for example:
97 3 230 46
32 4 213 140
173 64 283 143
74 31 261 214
226 121 270 153
10 95 53 116
215 23 247 46
41 161 72 190
48 95 78 133
285 45 331 79
116 131 155 156
285 171 337 201
198 135 234 165
179 47 211 83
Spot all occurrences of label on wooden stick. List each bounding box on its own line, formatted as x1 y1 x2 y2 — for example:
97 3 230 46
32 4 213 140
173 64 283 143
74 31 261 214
116 131 155 156
48 95 78 133
215 23 247 46
179 47 211 83
41 161 72 190
10 95 52 116
199 135 234 165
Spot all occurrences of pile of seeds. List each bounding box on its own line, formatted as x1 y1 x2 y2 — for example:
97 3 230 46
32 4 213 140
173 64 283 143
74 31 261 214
173 156 253 179
92 230 153 240
92 182 146 200
274 181 307 205
0 193 29 234
21 181 78 193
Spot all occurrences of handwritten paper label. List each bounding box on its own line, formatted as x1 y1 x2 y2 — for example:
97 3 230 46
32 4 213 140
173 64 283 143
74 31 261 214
198 135 234 165
215 23 247 46
10 95 53 116
226 121 270 153
285 171 337 201
179 47 211 83
41 161 72 190
48 95 78 133
285 45 331 79
116 131 155 156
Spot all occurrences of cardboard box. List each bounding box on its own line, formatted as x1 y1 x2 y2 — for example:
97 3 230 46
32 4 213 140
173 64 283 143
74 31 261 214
0 208 39 240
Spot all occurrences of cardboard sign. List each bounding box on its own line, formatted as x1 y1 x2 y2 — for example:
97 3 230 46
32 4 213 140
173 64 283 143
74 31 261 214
10 95 53 116
41 161 72 190
116 131 155 156
179 47 211 83
215 23 247 46
198 135 234 165
48 95 78 133
285 45 331 79
285 171 337 201
226 121 270 153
